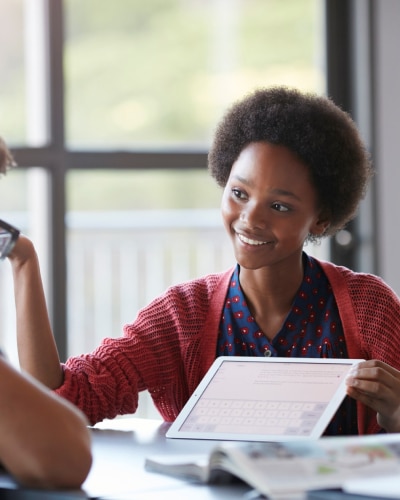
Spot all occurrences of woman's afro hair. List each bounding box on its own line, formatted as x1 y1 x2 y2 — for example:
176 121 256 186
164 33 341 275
208 86 373 236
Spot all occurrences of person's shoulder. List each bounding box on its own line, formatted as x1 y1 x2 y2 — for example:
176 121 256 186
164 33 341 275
318 258 383 282
136 268 234 321
316 257 398 299
167 268 234 297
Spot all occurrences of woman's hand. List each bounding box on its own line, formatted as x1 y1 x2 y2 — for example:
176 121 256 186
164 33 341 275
346 360 400 433
6 233 38 268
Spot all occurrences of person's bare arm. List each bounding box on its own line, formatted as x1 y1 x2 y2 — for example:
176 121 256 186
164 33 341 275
0 357 92 489
7 235 64 389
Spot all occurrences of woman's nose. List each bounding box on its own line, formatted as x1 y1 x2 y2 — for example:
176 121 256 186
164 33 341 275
240 203 267 230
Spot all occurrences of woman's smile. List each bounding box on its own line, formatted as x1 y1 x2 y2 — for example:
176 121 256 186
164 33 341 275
236 232 270 246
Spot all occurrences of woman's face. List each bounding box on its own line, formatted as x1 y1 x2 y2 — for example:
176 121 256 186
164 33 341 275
221 141 327 271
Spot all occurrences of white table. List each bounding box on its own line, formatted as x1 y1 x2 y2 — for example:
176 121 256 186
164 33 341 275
83 417 253 499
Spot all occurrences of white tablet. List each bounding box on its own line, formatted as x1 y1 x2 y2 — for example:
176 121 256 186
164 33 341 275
166 356 363 442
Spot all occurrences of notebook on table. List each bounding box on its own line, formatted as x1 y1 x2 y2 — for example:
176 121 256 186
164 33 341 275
166 356 363 442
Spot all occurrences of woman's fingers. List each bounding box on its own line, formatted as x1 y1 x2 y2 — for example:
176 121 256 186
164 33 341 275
346 360 400 432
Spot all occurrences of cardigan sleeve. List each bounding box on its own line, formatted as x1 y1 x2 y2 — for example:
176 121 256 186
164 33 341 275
346 273 400 365
55 271 231 425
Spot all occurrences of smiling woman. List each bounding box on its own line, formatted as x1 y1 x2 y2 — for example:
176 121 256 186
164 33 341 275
11 86 400 441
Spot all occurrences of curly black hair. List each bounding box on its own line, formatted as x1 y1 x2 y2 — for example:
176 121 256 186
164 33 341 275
208 86 373 236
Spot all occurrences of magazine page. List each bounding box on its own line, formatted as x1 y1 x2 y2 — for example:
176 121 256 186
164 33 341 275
146 434 400 500
211 437 400 499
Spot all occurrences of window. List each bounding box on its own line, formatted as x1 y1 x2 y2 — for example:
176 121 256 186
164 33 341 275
0 0 325 417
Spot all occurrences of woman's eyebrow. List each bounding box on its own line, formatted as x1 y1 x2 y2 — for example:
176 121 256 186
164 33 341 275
270 188 301 201
231 175 301 201
231 174 251 186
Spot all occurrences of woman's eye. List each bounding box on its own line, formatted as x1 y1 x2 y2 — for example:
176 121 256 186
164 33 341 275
271 202 289 212
232 188 247 200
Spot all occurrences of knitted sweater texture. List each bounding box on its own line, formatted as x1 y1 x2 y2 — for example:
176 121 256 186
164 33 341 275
57 259 400 434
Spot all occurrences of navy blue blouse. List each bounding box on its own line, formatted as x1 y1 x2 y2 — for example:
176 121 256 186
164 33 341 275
216 253 358 436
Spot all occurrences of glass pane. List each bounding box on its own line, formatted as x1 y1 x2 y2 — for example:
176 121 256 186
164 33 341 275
0 0 50 146
66 169 233 356
0 0 26 143
65 0 324 148
68 169 222 210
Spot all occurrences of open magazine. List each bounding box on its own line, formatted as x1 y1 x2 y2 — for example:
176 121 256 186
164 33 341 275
145 433 400 500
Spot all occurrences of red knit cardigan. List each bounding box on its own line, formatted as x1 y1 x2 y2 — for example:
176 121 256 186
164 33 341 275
57 259 400 434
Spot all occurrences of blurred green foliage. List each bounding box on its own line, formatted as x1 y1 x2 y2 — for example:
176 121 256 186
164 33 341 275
64 0 322 147
67 169 223 210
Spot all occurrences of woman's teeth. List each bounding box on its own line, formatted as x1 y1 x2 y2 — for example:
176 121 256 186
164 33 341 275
237 234 268 246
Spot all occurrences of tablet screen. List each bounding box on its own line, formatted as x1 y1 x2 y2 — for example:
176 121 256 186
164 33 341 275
166 357 363 442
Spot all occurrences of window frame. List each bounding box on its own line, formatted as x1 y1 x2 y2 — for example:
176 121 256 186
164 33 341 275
11 0 376 360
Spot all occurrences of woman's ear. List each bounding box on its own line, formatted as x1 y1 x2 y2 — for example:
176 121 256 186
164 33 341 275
311 214 331 237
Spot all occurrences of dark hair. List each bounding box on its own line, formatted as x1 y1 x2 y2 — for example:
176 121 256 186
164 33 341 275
208 86 373 236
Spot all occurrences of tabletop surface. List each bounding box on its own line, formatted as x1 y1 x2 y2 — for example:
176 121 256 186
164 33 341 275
84 417 252 499
0 417 253 499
